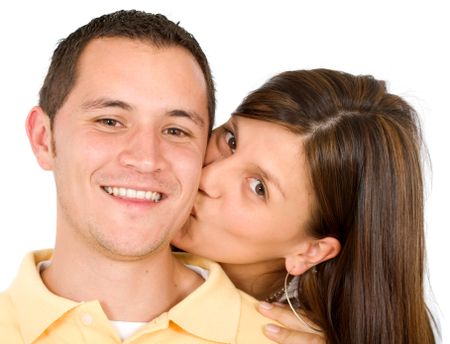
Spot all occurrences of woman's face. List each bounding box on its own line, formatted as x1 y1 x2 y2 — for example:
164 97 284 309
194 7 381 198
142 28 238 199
172 116 316 264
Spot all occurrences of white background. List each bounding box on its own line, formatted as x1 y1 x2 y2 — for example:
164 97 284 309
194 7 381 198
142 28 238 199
0 1 448 341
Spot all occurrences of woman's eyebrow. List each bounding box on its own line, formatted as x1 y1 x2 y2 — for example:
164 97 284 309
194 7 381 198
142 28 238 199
229 116 239 139
259 167 286 199
233 116 286 198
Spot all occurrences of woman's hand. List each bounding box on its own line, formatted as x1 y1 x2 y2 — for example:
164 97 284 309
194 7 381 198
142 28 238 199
258 302 325 344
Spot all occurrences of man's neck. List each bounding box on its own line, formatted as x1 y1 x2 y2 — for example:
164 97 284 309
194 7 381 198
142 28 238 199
41 241 203 321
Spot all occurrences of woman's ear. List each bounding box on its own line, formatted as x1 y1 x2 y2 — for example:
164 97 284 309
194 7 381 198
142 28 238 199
26 106 55 170
285 236 341 276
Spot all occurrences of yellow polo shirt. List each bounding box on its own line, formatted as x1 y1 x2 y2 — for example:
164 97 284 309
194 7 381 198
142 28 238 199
0 250 276 343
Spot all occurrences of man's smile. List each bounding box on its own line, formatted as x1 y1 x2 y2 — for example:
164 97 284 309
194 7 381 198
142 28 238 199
102 186 162 202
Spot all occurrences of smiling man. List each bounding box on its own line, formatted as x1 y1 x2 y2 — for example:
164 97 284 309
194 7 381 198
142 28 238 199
0 10 276 343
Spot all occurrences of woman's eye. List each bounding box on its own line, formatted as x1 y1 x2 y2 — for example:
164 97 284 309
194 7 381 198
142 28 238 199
224 130 236 152
249 178 266 197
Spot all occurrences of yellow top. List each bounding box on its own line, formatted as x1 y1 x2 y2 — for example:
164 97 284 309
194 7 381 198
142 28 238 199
0 250 276 343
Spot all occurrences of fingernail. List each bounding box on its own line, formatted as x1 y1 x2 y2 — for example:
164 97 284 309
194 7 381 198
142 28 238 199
259 301 273 310
264 324 280 334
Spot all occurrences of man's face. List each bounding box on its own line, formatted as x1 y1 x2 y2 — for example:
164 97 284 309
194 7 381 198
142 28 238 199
46 37 209 259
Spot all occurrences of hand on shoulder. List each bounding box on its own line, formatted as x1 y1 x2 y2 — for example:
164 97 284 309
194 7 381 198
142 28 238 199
258 301 324 344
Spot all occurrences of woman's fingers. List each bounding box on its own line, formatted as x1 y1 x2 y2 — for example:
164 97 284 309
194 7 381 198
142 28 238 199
263 324 324 344
258 301 311 331
258 301 324 343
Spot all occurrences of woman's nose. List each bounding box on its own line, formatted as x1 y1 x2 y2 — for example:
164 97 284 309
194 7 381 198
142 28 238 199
198 158 226 199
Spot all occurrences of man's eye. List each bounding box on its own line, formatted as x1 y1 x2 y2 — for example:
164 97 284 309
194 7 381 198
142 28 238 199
249 178 266 197
164 128 187 136
224 130 236 153
99 118 121 127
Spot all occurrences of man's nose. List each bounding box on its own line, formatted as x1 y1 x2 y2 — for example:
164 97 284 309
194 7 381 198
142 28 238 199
118 128 167 173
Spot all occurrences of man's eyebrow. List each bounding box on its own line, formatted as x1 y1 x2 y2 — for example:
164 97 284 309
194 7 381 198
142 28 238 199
81 98 133 112
168 109 206 128
81 99 206 127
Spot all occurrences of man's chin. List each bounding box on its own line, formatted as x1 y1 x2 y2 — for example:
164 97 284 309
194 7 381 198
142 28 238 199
92 234 170 261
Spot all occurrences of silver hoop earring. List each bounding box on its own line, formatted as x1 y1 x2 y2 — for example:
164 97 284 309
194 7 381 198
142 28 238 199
284 271 322 333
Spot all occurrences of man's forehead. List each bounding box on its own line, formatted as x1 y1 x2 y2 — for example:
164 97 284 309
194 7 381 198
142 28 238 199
68 37 208 119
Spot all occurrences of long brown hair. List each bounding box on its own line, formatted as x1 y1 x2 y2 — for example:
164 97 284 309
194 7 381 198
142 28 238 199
234 69 435 343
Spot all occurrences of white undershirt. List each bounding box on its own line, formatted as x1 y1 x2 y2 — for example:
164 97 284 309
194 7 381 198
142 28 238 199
109 320 148 341
38 261 209 340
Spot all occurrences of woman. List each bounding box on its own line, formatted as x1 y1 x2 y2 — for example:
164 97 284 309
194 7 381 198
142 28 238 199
173 69 435 343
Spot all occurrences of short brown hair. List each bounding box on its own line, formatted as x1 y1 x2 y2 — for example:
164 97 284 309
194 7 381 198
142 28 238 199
39 10 215 133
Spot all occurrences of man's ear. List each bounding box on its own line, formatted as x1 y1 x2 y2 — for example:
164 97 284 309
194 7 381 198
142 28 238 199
26 106 55 170
285 236 341 276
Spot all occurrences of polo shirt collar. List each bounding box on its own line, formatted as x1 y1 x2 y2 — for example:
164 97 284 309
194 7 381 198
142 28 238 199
9 251 243 344
168 253 242 343
9 250 80 344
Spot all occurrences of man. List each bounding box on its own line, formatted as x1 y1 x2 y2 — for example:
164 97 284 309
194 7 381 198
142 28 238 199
0 10 277 343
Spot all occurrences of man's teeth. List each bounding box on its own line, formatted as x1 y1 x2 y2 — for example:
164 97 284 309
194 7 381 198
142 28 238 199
103 186 161 202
